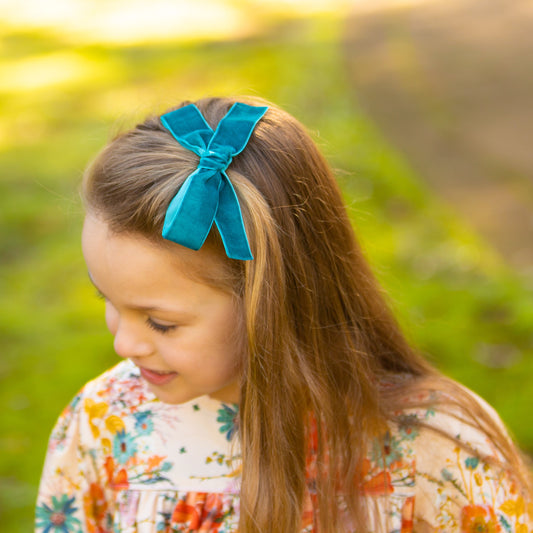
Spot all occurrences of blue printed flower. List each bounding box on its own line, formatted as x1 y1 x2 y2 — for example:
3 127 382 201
113 429 138 464
134 410 154 436
36 494 82 533
465 456 480 470
161 461 173 472
69 393 81 411
397 413 420 441
371 433 403 467
441 468 454 481
217 403 239 441
499 513 512 533
157 512 172 532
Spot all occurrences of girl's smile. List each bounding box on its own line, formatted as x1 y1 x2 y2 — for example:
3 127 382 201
138 366 179 386
81 215 244 404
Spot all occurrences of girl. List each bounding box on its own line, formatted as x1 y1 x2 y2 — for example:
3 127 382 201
36 97 531 533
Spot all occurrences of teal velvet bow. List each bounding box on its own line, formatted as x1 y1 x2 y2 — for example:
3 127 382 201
160 102 268 260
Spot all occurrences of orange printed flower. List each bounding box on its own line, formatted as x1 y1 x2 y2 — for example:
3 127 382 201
83 483 108 533
400 496 415 533
147 455 165 470
113 468 129 489
104 457 115 485
461 504 501 533
359 457 372 478
172 493 205 528
201 493 224 531
103 456 129 489
362 471 394 495
170 493 226 532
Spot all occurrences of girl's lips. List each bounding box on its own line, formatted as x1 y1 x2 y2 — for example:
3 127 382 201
139 367 178 386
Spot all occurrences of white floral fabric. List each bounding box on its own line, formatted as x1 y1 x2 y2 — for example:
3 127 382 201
36 360 531 532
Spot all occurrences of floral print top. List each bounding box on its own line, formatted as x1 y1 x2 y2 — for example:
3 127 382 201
36 360 531 532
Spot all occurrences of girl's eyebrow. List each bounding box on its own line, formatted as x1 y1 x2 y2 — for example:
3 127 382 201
86 272 194 316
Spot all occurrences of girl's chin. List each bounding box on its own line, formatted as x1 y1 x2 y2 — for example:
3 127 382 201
143 381 204 405
146 383 240 406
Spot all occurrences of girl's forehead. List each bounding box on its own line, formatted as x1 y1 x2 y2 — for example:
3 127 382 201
82 214 236 295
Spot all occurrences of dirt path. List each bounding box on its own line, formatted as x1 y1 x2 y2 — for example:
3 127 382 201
343 0 533 275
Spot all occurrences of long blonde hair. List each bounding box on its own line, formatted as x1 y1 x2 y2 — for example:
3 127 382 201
82 96 531 532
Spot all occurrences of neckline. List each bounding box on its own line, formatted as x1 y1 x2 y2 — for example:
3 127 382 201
123 359 239 410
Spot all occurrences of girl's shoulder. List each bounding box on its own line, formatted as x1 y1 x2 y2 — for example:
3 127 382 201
386 376 510 454
368 377 531 533
50 360 151 425
77 359 154 409
380 375 517 476
46 361 153 453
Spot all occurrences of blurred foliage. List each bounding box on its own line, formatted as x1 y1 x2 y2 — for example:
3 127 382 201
0 13 532 532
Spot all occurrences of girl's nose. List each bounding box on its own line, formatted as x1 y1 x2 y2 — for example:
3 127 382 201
113 320 153 359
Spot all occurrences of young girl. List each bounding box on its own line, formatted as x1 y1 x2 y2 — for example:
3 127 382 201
36 97 531 533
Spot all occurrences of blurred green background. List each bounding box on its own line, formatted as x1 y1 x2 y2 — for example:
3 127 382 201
1 1 532 531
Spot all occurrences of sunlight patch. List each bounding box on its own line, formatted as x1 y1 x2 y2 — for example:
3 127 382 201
0 52 106 92
0 0 353 45
0 0 256 45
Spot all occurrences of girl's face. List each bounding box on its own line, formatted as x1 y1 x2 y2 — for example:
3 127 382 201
82 215 244 405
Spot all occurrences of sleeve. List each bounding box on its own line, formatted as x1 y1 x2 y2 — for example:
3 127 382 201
412 407 532 533
35 389 114 533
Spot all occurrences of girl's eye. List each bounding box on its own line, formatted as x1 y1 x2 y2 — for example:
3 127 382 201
146 318 177 334
95 290 107 300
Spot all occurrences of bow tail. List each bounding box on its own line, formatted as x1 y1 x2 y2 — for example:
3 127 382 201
215 174 253 260
162 169 220 251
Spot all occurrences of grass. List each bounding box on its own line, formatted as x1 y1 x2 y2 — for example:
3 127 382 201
1 14 531 531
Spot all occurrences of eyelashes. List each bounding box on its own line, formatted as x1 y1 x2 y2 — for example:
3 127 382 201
145 318 177 335
93 289 177 335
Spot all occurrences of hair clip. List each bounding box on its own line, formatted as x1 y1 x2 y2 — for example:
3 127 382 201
160 102 268 260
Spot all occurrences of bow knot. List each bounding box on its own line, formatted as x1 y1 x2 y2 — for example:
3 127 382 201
198 147 233 172
160 102 268 260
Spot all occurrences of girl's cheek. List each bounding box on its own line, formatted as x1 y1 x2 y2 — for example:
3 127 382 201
105 302 119 336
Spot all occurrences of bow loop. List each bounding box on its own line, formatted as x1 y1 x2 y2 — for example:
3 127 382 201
160 102 268 260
